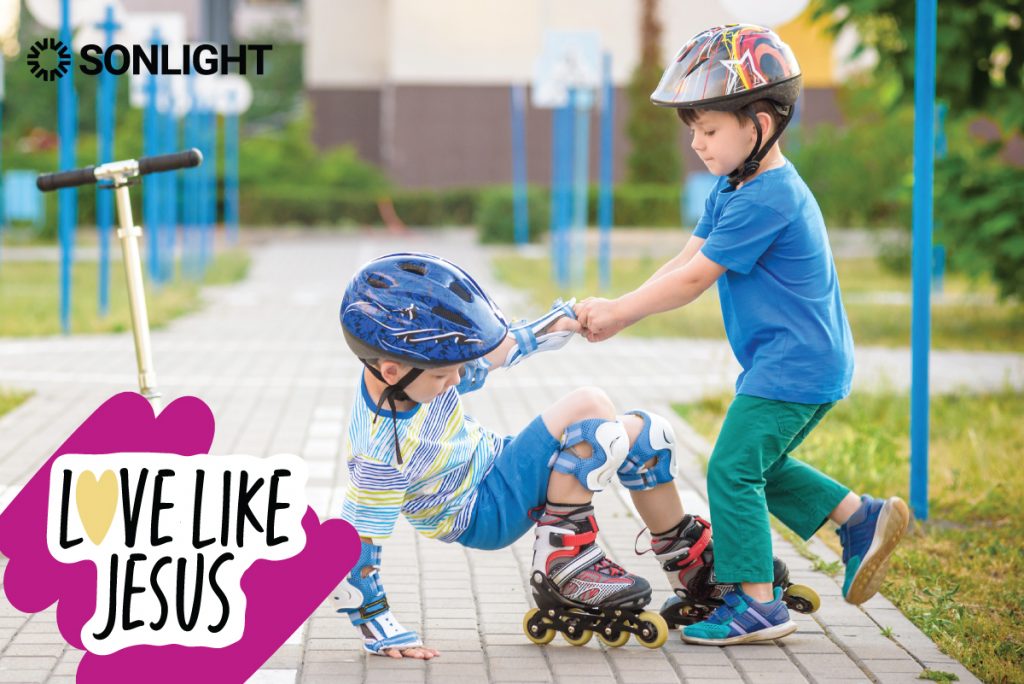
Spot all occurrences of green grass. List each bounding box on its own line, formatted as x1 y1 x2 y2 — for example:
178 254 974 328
673 391 1024 684
0 389 31 418
0 249 250 337
492 255 1024 352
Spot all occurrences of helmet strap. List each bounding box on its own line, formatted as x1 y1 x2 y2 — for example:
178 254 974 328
362 361 424 464
726 104 795 190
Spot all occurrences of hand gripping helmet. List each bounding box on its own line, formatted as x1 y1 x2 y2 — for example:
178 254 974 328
340 253 508 461
651 24 802 188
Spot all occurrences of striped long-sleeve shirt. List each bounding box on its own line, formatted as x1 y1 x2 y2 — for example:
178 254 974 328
341 377 504 542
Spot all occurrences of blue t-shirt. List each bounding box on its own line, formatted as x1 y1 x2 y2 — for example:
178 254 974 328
694 161 854 404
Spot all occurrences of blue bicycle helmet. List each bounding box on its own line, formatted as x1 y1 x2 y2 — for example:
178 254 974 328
341 252 508 367
341 253 509 463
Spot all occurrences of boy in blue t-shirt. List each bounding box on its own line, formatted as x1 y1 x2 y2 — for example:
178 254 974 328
576 24 911 645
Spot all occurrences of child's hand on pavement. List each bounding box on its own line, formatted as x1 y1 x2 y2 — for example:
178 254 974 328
575 297 627 342
383 646 440 659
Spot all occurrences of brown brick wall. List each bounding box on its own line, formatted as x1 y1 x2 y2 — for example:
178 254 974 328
308 84 842 188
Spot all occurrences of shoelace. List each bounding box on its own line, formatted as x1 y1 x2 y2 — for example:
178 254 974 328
594 557 626 577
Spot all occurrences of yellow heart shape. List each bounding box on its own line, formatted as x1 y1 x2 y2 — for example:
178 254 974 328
76 470 118 545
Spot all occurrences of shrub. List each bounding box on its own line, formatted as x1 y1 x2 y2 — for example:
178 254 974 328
476 187 550 244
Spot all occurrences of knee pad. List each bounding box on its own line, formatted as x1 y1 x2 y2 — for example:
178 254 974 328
616 410 677 491
549 418 629 491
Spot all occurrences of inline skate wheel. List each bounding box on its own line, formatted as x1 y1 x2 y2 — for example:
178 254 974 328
634 611 669 649
523 608 556 645
783 584 821 613
562 628 593 646
597 627 631 648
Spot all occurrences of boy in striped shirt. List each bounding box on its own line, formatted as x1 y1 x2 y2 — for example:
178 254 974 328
332 253 712 657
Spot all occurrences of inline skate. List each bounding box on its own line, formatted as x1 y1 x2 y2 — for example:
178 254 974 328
523 503 669 648
654 515 821 628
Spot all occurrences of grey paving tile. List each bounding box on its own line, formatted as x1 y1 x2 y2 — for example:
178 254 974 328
0 233 990 684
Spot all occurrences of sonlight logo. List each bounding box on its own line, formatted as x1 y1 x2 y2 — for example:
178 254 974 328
27 39 272 80
27 38 71 81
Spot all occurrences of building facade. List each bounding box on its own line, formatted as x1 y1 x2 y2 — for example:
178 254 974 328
304 0 848 188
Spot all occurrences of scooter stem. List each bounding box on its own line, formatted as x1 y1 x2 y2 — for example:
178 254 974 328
112 177 162 412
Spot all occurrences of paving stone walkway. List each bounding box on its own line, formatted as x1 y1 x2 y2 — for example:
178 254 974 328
0 229 1006 683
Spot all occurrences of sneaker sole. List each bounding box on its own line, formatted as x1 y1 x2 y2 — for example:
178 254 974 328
845 497 910 605
681 620 798 646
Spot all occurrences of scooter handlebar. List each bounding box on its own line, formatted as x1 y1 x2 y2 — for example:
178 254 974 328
35 166 98 192
138 148 203 175
35 148 203 192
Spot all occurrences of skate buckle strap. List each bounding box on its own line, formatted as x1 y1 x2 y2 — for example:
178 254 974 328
687 516 712 559
550 528 598 548
658 515 712 571
359 596 390 620
548 515 599 548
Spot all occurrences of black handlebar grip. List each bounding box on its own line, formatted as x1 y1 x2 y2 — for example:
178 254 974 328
36 166 98 192
138 148 203 175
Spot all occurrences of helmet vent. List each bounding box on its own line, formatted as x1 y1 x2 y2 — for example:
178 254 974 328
366 274 391 289
398 261 428 276
449 281 473 303
432 306 471 328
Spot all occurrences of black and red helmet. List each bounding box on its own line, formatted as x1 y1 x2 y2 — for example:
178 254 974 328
652 24 803 187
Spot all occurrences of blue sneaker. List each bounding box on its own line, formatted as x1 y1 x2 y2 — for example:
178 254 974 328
681 586 797 645
837 495 910 605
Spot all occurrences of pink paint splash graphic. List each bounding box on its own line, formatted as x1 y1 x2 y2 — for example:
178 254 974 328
0 392 360 683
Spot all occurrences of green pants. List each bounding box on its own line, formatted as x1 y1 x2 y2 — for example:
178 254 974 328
707 394 850 584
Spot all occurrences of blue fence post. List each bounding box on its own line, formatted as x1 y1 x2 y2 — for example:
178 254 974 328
511 84 529 246
910 0 937 521
224 92 240 244
95 4 120 316
558 97 574 288
197 104 212 277
160 84 179 284
550 103 568 284
0 55 5 270
597 52 614 292
58 0 78 335
206 105 217 273
571 87 591 288
932 101 947 295
143 29 162 286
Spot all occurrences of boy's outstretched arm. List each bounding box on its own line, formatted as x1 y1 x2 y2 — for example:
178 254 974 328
578 252 725 342
332 537 440 659
641 235 707 286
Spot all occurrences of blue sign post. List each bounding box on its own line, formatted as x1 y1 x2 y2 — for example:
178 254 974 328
571 88 592 287
910 0 937 521
597 52 614 292
510 84 529 246
550 102 572 287
95 4 120 316
58 0 78 334
533 31 601 290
